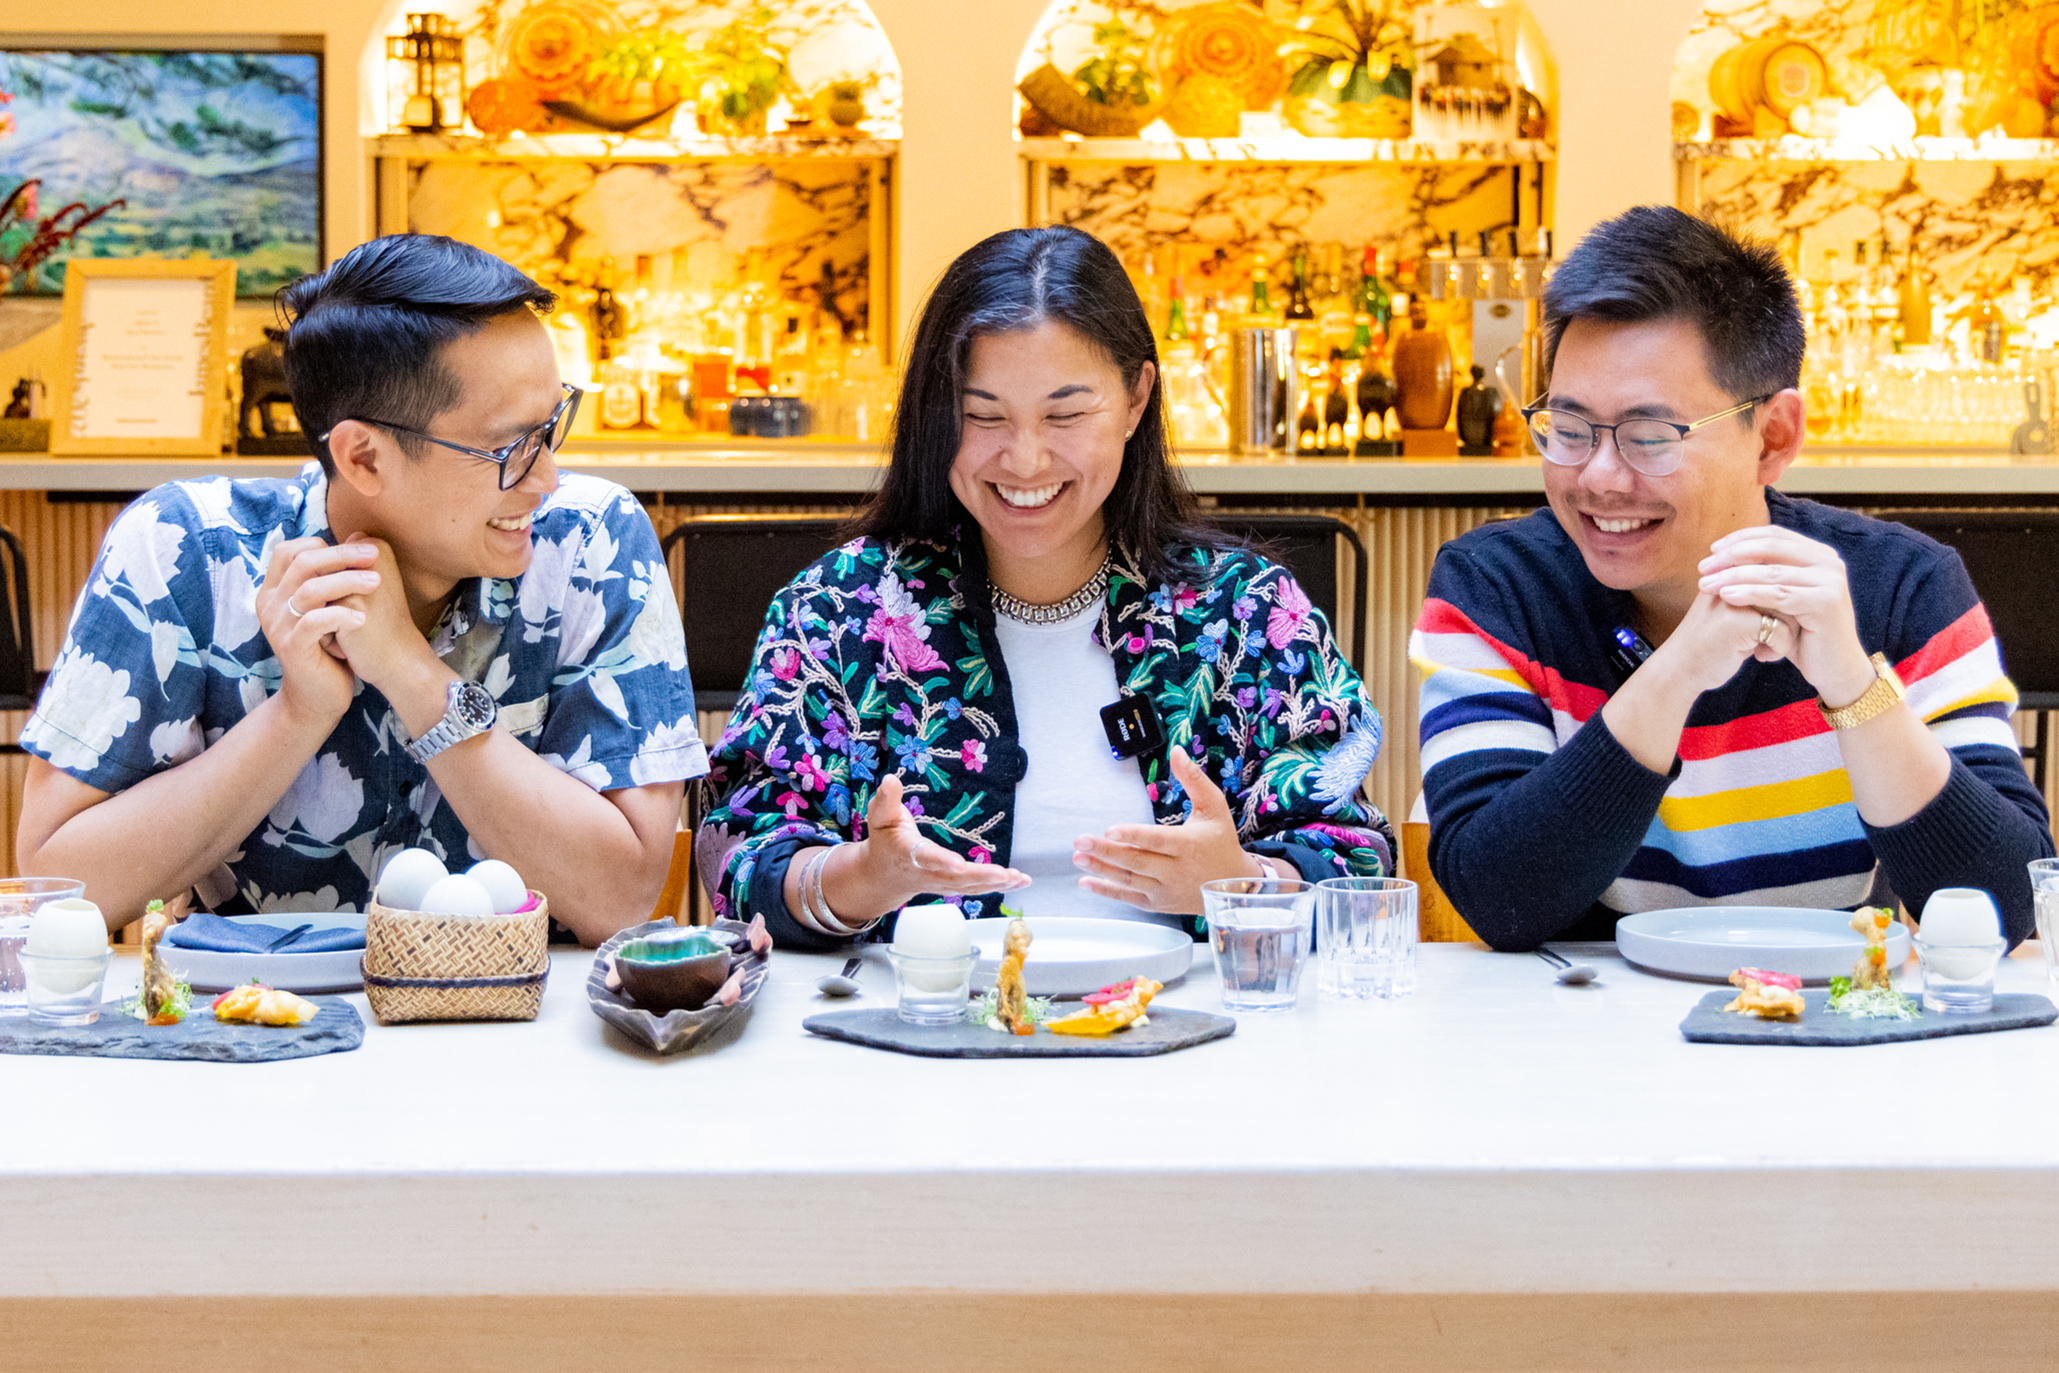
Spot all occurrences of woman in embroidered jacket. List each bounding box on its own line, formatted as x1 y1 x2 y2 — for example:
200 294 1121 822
697 226 1394 949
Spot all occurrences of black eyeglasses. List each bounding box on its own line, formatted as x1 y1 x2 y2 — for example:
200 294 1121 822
326 383 582 490
1519 395 1772 477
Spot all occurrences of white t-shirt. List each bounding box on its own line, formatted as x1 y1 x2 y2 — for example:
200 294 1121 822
992 602 1172 927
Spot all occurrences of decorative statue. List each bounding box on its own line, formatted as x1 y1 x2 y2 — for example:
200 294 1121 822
237 328 303 452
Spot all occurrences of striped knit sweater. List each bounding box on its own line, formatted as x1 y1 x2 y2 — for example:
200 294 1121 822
1411 491 2054 949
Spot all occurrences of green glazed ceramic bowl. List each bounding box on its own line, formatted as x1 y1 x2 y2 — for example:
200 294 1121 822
613 934 732 1014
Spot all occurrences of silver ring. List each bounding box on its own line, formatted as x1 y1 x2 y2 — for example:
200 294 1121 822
1757 612 1776 645
286 594 307 618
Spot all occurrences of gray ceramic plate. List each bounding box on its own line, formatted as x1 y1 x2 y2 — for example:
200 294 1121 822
1617 906 1910 984
155 912 367 994
586 918 768 1055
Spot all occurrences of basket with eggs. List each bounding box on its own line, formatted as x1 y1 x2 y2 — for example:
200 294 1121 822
362 849 550 1023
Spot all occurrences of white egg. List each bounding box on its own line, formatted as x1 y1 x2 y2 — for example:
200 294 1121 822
377 848 448 911
466 860 528 914
418 874 495 917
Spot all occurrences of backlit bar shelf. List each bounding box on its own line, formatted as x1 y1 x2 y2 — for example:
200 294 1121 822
371 132 899 162
1676 136 2059 163
1019 136 1555 164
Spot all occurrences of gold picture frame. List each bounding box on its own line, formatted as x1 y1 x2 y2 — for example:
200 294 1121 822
48 258 237 456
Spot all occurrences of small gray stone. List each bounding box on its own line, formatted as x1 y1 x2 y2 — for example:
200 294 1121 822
0 999 364 1062
803 1006 1236 1058
1679 989 2058 1047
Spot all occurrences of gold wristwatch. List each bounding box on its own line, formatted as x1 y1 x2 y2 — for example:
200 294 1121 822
1818 653 1906 730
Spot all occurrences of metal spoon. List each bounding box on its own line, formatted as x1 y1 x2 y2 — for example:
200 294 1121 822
816 956 865 998
1535 945 1597 985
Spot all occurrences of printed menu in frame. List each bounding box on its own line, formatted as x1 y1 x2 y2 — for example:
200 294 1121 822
49 259 236 456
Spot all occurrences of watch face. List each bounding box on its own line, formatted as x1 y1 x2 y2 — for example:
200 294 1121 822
453 681 497 731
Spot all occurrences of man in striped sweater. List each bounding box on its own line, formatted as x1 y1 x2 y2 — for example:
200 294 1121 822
1411 207 2053 950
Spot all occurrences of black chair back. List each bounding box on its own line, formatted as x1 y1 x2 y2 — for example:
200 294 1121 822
0 525 34 710
1883 511 2059 702
1204 513 1367 673
662 515 851 712
1883 509 2059 792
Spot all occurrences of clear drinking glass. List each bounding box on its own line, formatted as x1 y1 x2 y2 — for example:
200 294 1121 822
1914 936 2005 1014
1201 878 1315 1012
887 951 975 1026
1317 877 1419 1000
19 950 112 1026
0 877 89 1018
2030 858 2059 986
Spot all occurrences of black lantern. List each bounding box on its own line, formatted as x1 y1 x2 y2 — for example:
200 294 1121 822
388 13 465 133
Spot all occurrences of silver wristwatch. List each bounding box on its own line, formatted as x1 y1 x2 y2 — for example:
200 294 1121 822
404 680 497 764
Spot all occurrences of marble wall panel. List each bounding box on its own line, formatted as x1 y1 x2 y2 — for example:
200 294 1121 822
1046 159 1520 270
406 157 877 325
1698 158 2059 296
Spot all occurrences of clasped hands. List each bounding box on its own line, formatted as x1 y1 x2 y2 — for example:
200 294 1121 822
256 534 434 728
1665 524 1879 709
836 744 1266 920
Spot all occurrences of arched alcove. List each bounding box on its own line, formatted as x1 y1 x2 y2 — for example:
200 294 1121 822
361 0 905 383
1012 1 1558 281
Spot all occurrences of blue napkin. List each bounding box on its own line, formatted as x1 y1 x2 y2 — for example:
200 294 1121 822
163 912 366 954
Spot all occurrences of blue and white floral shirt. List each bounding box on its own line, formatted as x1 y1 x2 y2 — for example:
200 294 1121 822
21 465 706 915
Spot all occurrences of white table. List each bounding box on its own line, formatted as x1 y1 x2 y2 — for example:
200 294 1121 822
6 941 2059 1371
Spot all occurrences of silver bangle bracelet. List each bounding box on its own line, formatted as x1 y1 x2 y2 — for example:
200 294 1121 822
800 847 870 937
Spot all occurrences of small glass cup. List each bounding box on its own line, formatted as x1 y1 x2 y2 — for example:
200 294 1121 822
1201 877 1315 1013
2030 858 2059 986
888 951 975 1026
1317 876 1419 1000
0 878 90 1018
1914 936 2005 1014
19 950 113 1026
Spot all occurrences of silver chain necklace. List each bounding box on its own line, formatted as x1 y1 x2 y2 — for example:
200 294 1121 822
991 556 1111 625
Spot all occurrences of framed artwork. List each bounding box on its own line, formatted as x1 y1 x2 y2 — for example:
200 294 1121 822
0 45 322 297
48 257 234 456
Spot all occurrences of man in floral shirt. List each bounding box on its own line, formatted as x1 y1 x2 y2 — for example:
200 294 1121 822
17 235 703 942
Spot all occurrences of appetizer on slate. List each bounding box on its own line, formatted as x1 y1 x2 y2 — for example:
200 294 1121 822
1848 907 1896 990
995 917 1035 1036
1047 977 1162 1037
212 981 319 1027
1723 967 1804 1021
136 900 191 1026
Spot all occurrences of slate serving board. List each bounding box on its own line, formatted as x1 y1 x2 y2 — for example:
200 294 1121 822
1680 989 2058 1046
803 1006 1235 1058
0 999 364 1062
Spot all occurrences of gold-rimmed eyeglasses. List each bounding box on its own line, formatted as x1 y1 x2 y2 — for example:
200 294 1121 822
1519 395 1772 477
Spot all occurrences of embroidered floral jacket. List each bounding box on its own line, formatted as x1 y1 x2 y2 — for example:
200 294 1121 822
696 531 1395 950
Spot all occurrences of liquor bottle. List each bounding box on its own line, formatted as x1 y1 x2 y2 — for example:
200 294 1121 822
1322 351 1351 455
1392 297 1454 431
1139 250 1164 342
1354 345 1399 454
1356 245 1393 351
1972 284 2005 364
1296 378 1322 453
1247 253 1277 325
1284 250 1316 323
1165 274 1192 342
1315 243 1355 355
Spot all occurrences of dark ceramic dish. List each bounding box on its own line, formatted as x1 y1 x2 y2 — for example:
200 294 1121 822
612 933 732 1014
588 919 771 1056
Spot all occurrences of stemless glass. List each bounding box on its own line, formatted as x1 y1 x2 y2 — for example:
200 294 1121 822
0 878 89 1018
1317 877 1419 1000
2030 858 2059 986
1201 878 1315 1012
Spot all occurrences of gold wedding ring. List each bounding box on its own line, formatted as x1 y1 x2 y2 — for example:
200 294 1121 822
1756 611 1776 645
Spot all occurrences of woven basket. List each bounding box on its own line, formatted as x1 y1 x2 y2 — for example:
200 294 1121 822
361 891 551 1023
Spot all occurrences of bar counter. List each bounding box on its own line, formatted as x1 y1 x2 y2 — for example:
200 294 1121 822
4 442 2059 498
6 942 2059 1370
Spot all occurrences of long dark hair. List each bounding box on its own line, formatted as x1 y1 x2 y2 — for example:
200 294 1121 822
852 225 1221 580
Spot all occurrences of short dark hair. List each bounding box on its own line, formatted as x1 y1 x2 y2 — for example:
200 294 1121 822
1542 206 1805 405
853 225 1219 580
278 234 555 474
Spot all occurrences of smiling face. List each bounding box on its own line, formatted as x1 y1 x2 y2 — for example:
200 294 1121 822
347 310 565 596
948 320 1154 599
1542 316 1790 619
